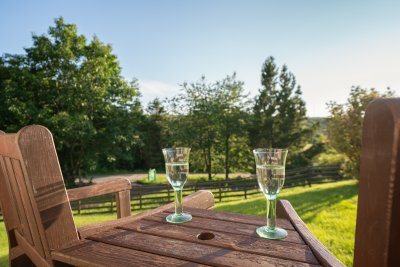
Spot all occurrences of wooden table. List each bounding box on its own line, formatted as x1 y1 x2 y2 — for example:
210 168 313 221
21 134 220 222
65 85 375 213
52 206 326 267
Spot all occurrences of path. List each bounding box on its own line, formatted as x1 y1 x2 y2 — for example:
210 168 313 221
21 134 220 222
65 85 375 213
76 173 252 184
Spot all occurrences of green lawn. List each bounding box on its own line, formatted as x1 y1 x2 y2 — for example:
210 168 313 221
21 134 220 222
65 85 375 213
215 180 358 266
137 173 236 184
0 180 357 267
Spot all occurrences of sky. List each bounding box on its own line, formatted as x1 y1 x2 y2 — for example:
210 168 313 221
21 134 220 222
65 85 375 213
1 0 399 116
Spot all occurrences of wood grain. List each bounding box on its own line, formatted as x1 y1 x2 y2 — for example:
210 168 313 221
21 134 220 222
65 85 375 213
88 229 320 267
15 230 51 267
0 156 24 243
116 189 131 218
67 178 131 202
52 240 207 267
120 218 319 264
78 190 215 238
280 200 344 267
147 211 305 244
18 125 79 253
354 98 400 267
7 156 48 258
180 207 295 230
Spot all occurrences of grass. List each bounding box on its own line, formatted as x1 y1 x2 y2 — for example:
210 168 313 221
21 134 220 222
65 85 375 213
137 173 234 184
215 180 358 266
0 180 357 267
0 223 7 267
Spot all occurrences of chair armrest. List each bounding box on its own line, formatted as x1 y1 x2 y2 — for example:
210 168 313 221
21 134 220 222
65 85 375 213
278 199 345 267
67 177 131 202
67 177 132 218
77 190 214 238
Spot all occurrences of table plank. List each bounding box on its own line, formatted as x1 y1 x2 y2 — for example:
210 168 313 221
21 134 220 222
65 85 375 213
177 207 295 231
146 212 305 244
119 218 319 264
53 240 206 267
88 229 321 267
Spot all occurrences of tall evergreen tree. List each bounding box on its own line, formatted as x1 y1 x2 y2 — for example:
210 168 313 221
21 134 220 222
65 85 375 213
142 98 167 170
250 57 312 164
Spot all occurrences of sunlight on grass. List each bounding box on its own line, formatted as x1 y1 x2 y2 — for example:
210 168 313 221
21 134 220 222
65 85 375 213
72 210 142 228
138 173 241 184
215 180 358 266
0 223 7 267
0 180 357 267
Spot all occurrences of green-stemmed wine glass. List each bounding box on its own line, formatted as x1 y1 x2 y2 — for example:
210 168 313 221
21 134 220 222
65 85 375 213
162 147 192 224
253 148 288 239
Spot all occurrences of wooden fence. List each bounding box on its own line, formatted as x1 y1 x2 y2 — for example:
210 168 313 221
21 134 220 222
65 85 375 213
69 165 342 214
0 165 343 219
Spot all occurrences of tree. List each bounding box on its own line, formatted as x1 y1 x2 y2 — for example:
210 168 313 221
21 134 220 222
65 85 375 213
168 76 220 180
327 86 394 179
0 17 142 185
142 98 168 170
249 57 312 165
214 74 249 179
167 74 249 180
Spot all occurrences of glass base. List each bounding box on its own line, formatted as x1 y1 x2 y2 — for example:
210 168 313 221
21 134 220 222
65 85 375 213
166 213 192 224
256 226 288 240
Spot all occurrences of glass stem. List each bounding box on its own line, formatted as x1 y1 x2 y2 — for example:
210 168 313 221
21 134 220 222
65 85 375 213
266 198 277 230
174 189 183 215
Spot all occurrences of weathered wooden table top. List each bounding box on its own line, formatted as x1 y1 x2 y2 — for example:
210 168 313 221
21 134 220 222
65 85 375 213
52 207 321 266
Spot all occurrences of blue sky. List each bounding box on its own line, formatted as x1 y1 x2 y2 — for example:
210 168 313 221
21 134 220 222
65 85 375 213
1 0 399 116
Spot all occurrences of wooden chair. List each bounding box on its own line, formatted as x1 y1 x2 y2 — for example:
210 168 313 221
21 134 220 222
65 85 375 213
0 125 214 266
280 98 400 267
353 98 400 267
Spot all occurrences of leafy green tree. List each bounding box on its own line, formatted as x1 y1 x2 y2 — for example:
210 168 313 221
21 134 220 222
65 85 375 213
249 57 312 165
0 17 142 184
168 76 220 180
327 86 394 179
214 74 249 179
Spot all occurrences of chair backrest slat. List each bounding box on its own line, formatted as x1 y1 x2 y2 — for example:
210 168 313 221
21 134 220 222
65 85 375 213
0 136 47 258
0 125 79 263
0 155 23 247
18 126 78 251
354 98 400 267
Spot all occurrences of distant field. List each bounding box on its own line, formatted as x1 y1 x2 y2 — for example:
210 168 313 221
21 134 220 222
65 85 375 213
0 180 357 267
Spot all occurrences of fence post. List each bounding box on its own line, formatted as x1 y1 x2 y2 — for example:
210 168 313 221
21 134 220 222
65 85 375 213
167 186 171 202
219 181 222 202
244 186 247 199
78 200 81 215
110 196 114 213
139 186 142 210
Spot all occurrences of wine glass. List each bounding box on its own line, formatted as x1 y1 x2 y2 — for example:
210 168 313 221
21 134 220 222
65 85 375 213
162 147 192 224
253 148 288 239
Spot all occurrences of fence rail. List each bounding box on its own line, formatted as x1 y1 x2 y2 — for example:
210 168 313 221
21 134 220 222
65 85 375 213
0 165 343 219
